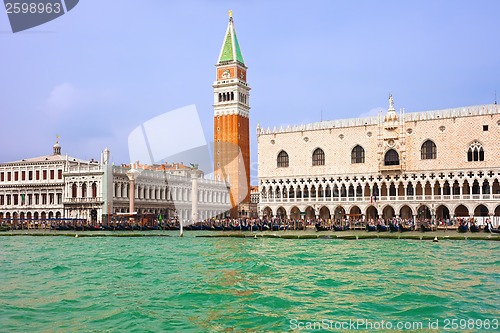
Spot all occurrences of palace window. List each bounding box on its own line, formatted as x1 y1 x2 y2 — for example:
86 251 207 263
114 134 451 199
72 184 77 198
421 140 437 160
277 150 289 168
467 141 484 161
312 148 325 166
50 170 54 180
384 149 400 166
351 145 365 164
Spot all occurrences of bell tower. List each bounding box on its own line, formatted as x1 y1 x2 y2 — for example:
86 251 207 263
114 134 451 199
213 11 250 218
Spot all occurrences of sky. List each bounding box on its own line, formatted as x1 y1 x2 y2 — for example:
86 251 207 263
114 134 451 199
1 0 499 185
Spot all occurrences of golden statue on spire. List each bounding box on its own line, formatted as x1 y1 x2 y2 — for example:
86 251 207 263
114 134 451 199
228 10 233 19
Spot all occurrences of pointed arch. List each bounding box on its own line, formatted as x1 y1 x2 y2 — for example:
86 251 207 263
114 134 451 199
312 148 325 166
421 140 437 159
277 150 289 168
468 140 484 161
384 149 399 166
351 145 365 164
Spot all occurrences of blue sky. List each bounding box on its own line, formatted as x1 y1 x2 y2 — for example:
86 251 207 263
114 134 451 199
1 1 499 184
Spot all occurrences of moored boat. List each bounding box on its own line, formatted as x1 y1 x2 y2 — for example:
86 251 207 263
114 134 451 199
377 224 388 232
332 224 349 231
315 223 330 232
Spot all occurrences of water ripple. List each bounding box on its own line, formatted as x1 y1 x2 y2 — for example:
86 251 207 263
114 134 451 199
0 237 498 332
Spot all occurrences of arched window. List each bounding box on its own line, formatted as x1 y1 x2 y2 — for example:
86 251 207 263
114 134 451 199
277 151 289 168
384 149 400 166
467 141 484 161
230 92 234 100
92 183 97 198
218 93 222 102
82 183 87 198
351 145 365 164
421 140 437 159
312 148 325 166
72 183 77 198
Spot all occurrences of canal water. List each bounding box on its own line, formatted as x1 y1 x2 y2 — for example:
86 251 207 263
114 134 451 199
1 234 498 332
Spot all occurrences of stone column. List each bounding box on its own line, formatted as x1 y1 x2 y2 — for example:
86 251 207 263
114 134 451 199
126 170 138 214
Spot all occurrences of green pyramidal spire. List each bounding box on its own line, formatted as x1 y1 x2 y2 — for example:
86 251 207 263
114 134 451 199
217 12 245 65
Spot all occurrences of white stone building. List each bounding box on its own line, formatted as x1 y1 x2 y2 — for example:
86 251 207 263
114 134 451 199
257 98 500 224
0 142 231 226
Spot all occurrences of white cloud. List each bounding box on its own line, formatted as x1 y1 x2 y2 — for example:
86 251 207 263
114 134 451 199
43 82 80 116
358 107 385 118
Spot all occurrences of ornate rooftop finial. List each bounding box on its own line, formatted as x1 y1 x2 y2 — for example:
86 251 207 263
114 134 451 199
53 135 61 155
228 9 233 19
389 94 395 111
384 94 398 125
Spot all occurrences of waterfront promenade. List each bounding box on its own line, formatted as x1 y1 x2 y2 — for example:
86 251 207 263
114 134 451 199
1 228 499 241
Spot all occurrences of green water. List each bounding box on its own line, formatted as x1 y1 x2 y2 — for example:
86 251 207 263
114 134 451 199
1 234 499 332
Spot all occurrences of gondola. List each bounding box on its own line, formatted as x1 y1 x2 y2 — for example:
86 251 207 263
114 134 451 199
389 223 399 232
469 224 480 233
84 225 103 231
457 224 468 233
261 224 270 231
55 225 72 231
190 225 204 231
249 224 260 232
332 224 349 231
420 224 432 232
484 224 500 233
398 224 412 232
377 224 388 232
315 223 330 232
366 225 377 232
